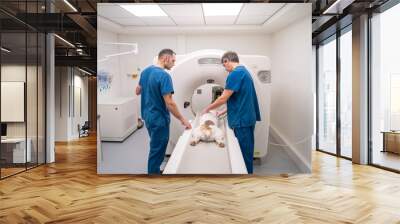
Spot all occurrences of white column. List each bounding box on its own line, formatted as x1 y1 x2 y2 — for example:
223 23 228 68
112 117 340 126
352 14 369 164
46 32 55 163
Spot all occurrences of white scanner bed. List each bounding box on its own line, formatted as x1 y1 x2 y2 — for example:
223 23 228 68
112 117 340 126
163 116 247 174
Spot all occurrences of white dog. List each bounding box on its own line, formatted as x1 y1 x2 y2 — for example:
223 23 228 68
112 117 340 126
190 111 225 148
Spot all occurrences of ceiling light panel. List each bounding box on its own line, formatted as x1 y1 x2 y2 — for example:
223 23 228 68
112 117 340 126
160 4 204 25
236 3 284 25
202 3 243 16
205 16 237 25
98 5 134 18
120 4 167 17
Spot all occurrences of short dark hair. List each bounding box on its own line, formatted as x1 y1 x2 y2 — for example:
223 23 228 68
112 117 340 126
158 49 175 59
221 51 239 63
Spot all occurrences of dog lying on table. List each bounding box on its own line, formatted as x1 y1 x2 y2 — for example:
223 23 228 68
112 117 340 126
190 111 225 148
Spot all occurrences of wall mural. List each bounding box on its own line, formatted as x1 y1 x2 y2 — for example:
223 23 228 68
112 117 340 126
98 70 113 93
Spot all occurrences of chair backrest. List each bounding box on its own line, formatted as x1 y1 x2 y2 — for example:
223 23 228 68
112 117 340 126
82 121 90 129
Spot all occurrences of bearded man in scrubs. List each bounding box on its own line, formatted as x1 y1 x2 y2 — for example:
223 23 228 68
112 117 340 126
136 48 191 174
203 51 261 174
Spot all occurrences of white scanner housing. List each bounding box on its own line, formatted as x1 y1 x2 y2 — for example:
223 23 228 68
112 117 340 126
166 49 271 159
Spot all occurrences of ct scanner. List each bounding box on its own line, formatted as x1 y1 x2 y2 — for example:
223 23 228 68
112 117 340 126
152 49 271 174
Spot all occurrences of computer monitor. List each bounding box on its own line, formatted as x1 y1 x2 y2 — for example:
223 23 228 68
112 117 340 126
1 123 7 137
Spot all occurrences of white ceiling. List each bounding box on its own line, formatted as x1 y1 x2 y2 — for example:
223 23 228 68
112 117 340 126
97 3 311 35
98 3 284 27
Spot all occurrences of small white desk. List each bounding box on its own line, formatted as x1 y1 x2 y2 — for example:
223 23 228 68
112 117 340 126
1 138 31 163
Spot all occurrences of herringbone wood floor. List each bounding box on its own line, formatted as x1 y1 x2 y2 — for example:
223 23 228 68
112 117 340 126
1 135 400 224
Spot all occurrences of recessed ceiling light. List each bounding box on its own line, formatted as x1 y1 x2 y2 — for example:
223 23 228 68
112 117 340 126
78 67 93 76
120 4 167 17
202 3 243 16
63 0 78 12
322 0 354 14
1 47 11 53
54 34 75 48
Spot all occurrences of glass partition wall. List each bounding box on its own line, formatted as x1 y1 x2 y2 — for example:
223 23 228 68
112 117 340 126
370 2 400 172
316 0 400 172
316 26 353 159
317 36 337 155
0 2 46 179
339 27 352 159
0 31 28 177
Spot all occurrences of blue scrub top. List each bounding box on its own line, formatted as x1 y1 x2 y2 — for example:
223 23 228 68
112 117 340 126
139 65 174 127
225 65 261 128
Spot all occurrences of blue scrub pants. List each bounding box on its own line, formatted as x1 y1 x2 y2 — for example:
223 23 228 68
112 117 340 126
233 126 255 174
146 123 169 174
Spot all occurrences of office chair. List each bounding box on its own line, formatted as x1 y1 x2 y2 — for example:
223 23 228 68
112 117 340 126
79 121 90 138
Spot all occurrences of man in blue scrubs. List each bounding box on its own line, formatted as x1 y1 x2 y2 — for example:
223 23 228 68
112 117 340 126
203 51 261 174
136 49 192 174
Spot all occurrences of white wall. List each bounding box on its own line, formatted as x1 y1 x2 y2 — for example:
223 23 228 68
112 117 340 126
55 67 89 141
75 75 89 124
55 67 69 141
1 64 46 164
98 32 272 98
1 65 38 138
270 15 313 172
71 74 89 138
97 29 122 98
114 33 271 115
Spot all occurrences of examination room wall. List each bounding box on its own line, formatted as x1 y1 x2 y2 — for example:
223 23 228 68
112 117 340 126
97 3 312 174
103 28 313 167
270 15 313 172
97 29 123 98
114 33 272 113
